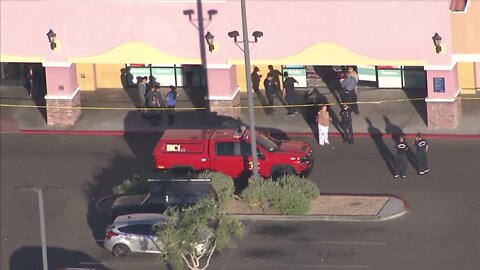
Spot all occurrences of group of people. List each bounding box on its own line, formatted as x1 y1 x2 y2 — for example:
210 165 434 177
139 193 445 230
252 65 299 116
137 76 178 126
315 103 354 145
316 104 430 178
393 133 430 178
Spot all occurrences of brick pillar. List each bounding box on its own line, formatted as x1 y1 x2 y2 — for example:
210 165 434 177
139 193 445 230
43 63 81 126
425 65 461 129
426 99 462 129
205 64 241 119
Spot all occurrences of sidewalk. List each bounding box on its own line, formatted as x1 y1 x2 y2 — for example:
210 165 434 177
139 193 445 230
1 83 479 137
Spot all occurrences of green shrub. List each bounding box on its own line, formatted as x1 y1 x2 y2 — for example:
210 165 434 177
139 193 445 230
241 175 318 215
276 175 320 200
267 184 311 215
113 174 151 195
198 171 235 209
241 180 270 207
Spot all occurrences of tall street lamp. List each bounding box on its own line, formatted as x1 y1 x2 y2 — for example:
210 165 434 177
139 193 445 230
228 0 263 179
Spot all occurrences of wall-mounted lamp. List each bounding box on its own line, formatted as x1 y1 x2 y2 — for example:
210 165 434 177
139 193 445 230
432 32 442 54
205 31 215 52
46 29 57 50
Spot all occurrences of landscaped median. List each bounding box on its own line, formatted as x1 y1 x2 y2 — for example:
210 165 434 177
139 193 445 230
105 172 409 222
227 193 409 221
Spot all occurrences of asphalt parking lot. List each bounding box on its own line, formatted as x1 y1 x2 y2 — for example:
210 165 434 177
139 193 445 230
2 133 479 270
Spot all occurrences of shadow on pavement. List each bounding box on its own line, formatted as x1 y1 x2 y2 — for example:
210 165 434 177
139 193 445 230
313 66 343 109
383 116 418 171
10 246 108 270
366 117 394 174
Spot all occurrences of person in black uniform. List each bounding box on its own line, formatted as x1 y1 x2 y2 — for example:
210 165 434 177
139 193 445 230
251 66 262 92
340 103 354 144
282 72 298 116
414 133 429 175
394 135 408 178
264 75 276 115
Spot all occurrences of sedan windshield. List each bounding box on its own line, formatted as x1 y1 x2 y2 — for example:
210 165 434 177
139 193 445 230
256 132 281 152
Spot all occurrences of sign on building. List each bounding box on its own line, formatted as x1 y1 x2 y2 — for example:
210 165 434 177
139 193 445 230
283 66 307 87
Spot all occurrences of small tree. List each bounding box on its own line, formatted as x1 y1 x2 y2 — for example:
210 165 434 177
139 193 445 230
156 199 244 270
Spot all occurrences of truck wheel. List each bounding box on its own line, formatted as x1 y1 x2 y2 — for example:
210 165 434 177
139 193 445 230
272 167 295 180
112 243 130 257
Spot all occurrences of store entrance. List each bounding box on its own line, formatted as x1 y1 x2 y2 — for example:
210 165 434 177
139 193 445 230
0 62 47 122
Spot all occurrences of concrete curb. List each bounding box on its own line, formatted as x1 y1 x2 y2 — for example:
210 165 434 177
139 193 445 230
17 129 480 139
230 194 409 222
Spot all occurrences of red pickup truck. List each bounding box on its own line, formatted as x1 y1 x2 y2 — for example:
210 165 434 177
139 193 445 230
153 126 313 179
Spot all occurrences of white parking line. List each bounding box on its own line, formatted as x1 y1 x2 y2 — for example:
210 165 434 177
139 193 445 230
312 241 387 246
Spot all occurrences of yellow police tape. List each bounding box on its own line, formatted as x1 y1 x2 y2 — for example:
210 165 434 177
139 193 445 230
1 96 479 111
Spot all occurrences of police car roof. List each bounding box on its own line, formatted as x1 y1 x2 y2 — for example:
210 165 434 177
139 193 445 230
162 129 214 141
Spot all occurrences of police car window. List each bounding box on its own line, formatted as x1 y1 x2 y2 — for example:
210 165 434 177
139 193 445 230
215 142 235 156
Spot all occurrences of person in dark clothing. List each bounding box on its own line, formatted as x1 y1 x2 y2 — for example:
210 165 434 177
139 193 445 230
263 75 276 115
23 65 34 97
340 103 354 144
282 72 298 116
146 85 163 125
414 133 429 175
267 65 282 93
251 66 262 92
166 85 178 125
394 135 408 178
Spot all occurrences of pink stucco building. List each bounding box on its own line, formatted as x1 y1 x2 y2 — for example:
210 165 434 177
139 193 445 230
1 0 478 127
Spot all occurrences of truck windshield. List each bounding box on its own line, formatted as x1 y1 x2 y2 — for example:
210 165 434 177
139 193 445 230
256 132 281 152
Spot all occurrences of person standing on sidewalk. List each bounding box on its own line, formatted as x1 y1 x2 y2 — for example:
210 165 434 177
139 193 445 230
251 66 262 92
166 85 178 125
414 133 429 175
138 76 148 117
340 67 357 105
316 105 331 146
23 65 34 97
394 135 408 178
267 65 282 94
282 72 299 116
340 103 354 144
146 85 163 125
264 75 276 115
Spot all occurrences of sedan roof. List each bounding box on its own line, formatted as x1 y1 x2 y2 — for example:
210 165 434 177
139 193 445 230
150 180 214 195
113 213 167 226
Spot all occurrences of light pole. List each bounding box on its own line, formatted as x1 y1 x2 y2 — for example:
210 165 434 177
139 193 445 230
36 188 48 270
228 0 263 180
